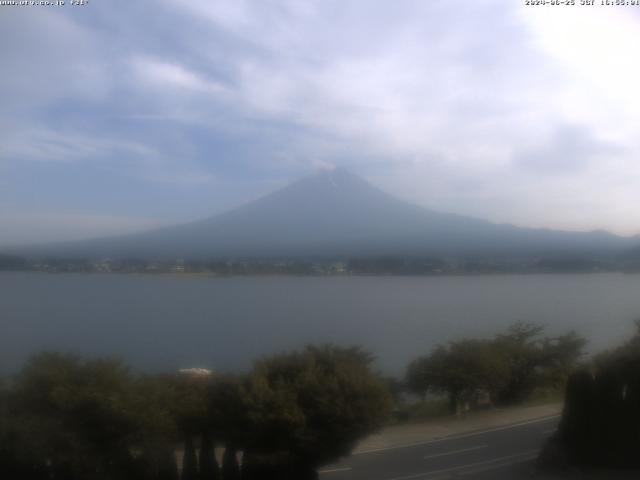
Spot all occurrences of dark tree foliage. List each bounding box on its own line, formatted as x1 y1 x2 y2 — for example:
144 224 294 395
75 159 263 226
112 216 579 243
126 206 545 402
199 433 220 480
241 450 319 480
241 345 392 474
493 322 548 403
0 346 391 479
155 447 180 480
208 376 248 449
539 331 589 387
492 323 585 403
0 354 198 480
405 359 430 401
181 435 197 480
407 340 509 414
559 369 594 463
171 373 211 436
543 322 640 469
128 374 184 479
2 353 140 480
221 447 241 480
406 323 586 412
240 451 287 480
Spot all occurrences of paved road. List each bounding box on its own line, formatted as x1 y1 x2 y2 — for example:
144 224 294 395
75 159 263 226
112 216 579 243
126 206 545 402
319 415 559 480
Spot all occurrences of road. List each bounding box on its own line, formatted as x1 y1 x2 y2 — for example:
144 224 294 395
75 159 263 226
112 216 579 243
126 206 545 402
319 415 559 480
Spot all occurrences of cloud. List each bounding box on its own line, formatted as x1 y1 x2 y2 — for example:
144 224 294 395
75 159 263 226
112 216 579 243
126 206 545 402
151 0 560 166
513 125 622 175
0 8 110 113
0 126 156 163
0 208 163 247
129 57 228 95
522 5 640 140
2 0 640 241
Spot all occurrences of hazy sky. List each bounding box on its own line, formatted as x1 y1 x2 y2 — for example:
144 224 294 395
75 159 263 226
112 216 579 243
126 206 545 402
2 0 640 245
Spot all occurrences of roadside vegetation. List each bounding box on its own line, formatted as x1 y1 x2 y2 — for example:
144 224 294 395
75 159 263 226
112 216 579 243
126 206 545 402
403 323 586 418
0 322 600 479
540 321 640 470
0 346 391 480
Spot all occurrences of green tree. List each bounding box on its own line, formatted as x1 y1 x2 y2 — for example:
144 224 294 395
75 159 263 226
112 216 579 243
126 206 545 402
409 340 509 415
495 323 585 404
128 374 181 480
545 322 640 469
168 373 211 480
406 323 586 413
493 323 546 403
4 352 140 480
181 435 197 480
208 375 248 451
221 447 240 480
241 345 392 477
0 353 194 480
198 432 220 480
405 359 430 401
539 331 588 389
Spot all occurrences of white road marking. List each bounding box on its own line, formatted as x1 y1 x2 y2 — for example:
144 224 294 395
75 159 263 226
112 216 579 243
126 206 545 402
423 444 488 460
354 414 560 455
383 450 538 480
319 467 353 474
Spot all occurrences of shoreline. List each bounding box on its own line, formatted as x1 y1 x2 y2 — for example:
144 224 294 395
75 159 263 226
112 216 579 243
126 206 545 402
1 270 637 278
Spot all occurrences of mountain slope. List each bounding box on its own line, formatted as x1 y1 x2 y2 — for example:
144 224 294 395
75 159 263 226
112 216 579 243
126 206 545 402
13 168 639 259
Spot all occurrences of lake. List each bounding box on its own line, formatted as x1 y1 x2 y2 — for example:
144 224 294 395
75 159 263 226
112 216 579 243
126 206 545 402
2 272 640 375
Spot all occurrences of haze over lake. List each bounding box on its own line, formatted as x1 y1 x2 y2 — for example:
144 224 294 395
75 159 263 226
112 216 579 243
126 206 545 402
3 272 640 375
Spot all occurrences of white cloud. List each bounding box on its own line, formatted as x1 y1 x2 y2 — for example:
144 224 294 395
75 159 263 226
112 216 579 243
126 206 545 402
0 208 163 247
2 0 640 238
0 8 110 113
130 57 228 95
0 126 156 163
522 6 640 139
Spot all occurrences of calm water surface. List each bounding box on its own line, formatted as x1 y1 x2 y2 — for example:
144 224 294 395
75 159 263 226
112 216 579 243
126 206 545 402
2 272 640 374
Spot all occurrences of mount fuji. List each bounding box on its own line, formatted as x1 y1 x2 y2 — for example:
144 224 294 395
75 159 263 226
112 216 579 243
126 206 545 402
11 168 638 259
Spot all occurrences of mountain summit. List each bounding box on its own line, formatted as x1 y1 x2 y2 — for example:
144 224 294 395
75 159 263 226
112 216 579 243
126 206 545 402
15 169 638 259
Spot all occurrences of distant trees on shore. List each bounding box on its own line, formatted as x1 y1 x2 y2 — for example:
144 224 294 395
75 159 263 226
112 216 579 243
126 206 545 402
0 346 391 480
405 323 586 414
0 254 629 275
